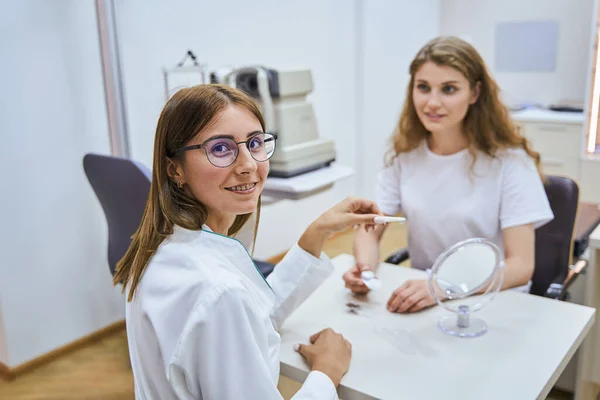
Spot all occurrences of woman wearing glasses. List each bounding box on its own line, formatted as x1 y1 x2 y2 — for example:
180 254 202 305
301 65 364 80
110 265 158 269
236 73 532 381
114 84 383 399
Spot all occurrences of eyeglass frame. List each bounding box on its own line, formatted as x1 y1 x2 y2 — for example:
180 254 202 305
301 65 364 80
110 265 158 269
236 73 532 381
169 131 278 168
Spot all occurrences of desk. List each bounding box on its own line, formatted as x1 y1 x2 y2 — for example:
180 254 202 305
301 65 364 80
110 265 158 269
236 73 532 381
575 224 600 400
279 254 596 400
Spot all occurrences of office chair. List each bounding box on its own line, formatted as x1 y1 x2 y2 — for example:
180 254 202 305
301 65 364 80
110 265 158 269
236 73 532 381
384 175 586 300
83 153 275 278
83 154 152 276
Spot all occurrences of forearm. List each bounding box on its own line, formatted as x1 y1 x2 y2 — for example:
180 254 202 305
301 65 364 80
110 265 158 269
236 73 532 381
268 244 333 329
298 222 329 258
501 256 533 289
352 229 381 270
499 224 535 290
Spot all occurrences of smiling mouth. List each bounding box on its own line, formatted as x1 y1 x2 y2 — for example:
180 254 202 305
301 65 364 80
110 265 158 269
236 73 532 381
225 182 257 192
425 113 446 119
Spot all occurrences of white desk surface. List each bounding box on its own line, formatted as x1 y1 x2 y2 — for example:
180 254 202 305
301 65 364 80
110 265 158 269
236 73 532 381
279 254 596 400
510 109 585 124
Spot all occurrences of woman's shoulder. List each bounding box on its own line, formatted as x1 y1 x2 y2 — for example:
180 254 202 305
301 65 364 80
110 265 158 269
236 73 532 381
137 251 253 335
494 146 537 169
495 146 529 158
142 239 248 302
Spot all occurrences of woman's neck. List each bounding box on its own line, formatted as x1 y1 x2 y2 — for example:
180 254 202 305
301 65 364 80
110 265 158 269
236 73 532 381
204 214 236 235
427 127 468 155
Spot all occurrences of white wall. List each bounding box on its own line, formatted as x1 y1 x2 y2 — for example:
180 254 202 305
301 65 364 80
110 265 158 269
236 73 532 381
440 0 595 107
0 1 124 367
358 0 441 200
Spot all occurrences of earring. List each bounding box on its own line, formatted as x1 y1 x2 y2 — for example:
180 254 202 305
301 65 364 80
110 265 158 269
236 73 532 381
177 181 184 189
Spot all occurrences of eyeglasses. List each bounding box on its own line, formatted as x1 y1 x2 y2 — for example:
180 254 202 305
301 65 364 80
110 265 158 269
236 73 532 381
171 132 278 168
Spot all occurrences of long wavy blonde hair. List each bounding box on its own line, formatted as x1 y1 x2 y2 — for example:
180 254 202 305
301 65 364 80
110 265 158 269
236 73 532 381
114 84 264 301
388 36 542 177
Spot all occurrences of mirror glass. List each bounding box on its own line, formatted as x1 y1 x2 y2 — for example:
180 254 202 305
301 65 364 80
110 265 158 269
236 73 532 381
435 241 498 297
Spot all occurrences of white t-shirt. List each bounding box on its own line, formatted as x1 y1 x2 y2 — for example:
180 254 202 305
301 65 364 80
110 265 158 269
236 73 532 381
375 141 554 271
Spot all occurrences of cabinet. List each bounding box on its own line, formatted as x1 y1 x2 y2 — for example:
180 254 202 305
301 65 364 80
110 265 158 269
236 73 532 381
510 110 600 202
512 109 584 183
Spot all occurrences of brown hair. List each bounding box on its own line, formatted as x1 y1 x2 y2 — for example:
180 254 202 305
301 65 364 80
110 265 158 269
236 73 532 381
113 84 265 301
388 36 542 177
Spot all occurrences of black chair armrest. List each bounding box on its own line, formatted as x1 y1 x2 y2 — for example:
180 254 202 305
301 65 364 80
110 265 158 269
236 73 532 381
253 259 275 278
545 259 588 300
545 283 565 300
385 248 410 265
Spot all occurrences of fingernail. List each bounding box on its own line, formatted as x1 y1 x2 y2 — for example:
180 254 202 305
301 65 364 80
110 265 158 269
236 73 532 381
353 224 358 230
294 343 300 352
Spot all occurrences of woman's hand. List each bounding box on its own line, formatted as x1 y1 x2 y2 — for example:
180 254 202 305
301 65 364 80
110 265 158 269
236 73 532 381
299 197 383 257
314 197 383 236
386 279 436 313
342 262 372 294
295 328 352 387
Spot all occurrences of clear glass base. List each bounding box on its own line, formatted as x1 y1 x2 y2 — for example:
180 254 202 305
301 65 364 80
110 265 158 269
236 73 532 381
438 315 487 338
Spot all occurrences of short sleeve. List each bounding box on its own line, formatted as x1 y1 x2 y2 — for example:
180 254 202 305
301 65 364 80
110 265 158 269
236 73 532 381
500 150 554 230
375 162 402 216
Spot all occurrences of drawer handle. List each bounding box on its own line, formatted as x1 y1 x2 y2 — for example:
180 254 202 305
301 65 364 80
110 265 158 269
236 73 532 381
538 124 568 133
542 158 565 166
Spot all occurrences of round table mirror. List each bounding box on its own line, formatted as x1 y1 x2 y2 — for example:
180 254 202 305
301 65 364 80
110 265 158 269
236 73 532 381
427 238 504 338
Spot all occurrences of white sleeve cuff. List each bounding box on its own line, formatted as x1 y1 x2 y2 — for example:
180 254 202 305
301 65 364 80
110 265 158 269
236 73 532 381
501 211 554 230
288 243 332 269
291 370 338 400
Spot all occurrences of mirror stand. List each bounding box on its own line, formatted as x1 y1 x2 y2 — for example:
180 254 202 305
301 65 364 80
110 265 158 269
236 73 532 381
427 238 504 339
438 305 487 338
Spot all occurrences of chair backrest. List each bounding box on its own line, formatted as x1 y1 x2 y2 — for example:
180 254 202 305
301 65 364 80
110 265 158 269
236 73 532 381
530 175 579 296
83 154 151 276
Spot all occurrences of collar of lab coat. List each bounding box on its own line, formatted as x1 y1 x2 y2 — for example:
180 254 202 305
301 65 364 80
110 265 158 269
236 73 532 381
170 224 274 295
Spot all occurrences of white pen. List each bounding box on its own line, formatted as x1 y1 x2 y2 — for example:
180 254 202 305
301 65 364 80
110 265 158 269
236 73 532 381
373 216 406 224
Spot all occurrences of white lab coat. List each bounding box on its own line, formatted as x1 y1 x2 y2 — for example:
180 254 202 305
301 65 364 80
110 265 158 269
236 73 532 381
125 224 338 400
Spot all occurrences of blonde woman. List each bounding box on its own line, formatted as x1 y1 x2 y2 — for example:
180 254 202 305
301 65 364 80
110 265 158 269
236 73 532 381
344 36 553 313
115 84 383 399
